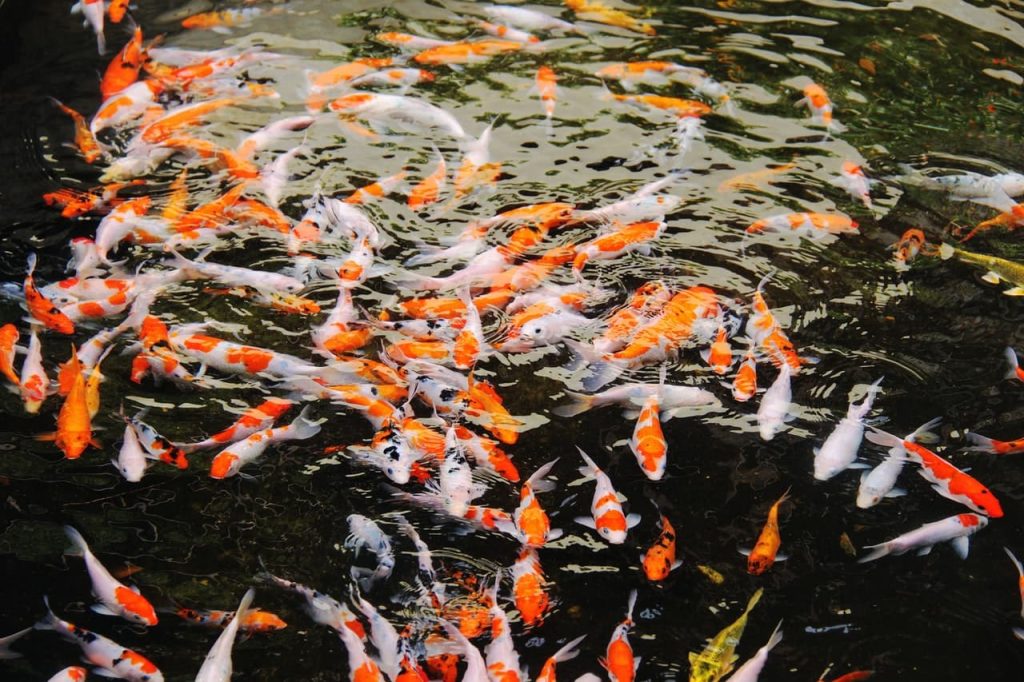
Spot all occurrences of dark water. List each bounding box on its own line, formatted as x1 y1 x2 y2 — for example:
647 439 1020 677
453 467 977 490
1 0 1024 680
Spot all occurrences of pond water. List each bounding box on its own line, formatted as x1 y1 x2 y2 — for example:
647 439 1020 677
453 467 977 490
1 0 1024 680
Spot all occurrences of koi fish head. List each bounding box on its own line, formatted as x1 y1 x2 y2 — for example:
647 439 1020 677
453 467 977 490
210 452 240 479
642 547 673 582
242 609 288 632
328 93 376 112
115 585 159 626
746 551 773 576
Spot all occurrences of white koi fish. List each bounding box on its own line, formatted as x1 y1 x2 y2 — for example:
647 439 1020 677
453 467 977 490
113 421 148 483
168 249 305 293
352 591 401 681
437 425 485 516
195 588 254 682
831 161 872 208
813 377 882 480
329 93 467 140
575 448 640 544
857 513 988 563
346 514 396 591
553 383 719 418
722 621 783 682
486 572 524 682
757 364 792 441
856 445 907 509
482 5 581 33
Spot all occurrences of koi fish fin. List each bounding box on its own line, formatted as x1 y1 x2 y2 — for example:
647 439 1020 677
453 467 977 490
1005 347 1021 379
670 559 683 571
916 545 933 556
551 390 596 417
91 667 122 678
847 462 871 470
575 516 597 529
856 543 891 563
738 547 752 557
699 347 710 363
1003 287 1024 296
688 652 699 665
63 525 89 557
1013 627 1024 641
864 427 902 449
950 535 971 560
90 603 119 617
626 513 642 529
34 432 57 442
1004 547 1024 577
982 271 1002 284
885 487 906 498
775 552 790 562
0 626 31 659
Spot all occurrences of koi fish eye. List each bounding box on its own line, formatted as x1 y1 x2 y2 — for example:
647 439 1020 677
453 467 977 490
600 527 611 537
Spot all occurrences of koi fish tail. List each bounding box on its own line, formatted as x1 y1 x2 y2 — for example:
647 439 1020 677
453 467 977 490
549 634 587 663
551 390 598 417
625 588 637 624
234 588 256 620
1005 347 1021 379
63 525 89 558
743 587 764 615
524 457 559 494
564 340 623 391
575 446 600 479
964 432 1004 454
288 407 322 440
350 566 377 593
33 597 61 632
938 243 956 260
856 542 892 563
763 620 784 652
0 626 31 659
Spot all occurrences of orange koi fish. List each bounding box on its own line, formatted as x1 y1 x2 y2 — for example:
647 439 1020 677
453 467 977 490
166 603 287 633
702 326 733 375
107 0 129 23
346 171 407 205
746 212 858 237
566 0 655 35
49 346 96 460
375 32 452 50
742 488 791 575
141 97 237 144
24 254 75 334
100 26 145 98
0 324 20 385
50 98 102 164
408 147 447 210
641 511 682 581
731 348 758 402
601 590 639 682
629 395 667 480
512 546 550 627
797 83 844 133
960 203 1024 242
718 162 797 192
537 635 586 682
536 66 557 124
501 459 561 547
182 7 272 31
611 93 710 118
413 39 524 66
573 220 666 277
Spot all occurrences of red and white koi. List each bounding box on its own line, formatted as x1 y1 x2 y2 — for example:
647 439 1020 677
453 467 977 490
168 328 315 379
486 573 524 682
512 546 550 627
439 620 488 682
601 590 639 682
831 162 872 208
455 424 520 482
63 526 158 626
19 330 49 414
1005 346 1024 382
575 448 640 544
813 377 883 481
47 667 88 682
866 421 1003 518
195 589 254 682
34 598 163 681
797 83 844 133
210 406 321 479
177 397 294 453
499 458 561 547
337 614 384 682
857 513 988 563
127 411 190 470
629 394 668 480
746 212 858 238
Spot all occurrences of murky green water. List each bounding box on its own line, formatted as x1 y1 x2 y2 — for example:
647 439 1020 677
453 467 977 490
1 0 1024 680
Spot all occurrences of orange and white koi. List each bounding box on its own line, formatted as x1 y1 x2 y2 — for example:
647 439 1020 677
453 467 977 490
536 66 557 125
346 170 407 205
576 448 640 544
182 7 271 32
858 513 988 563
641 511 682 581
91 80 164 135
452 121 501 201
74 0 107 54
702 326 734 375
731 348 758 402
742 489 791 575
831 161 872 208
19 330 48 414
746 212 858 238
177 398 294 453
601 590 640 682
439 620 488 682
0 324 20 385
257 567 365 638
47 667 88 682
352 592 402 681
497 299 594 352
512 546 550 627
485 573 523 682
141 97 239 144
336 605 383 682
597 61 706 90
629 394 667 480
455 424 520 481
966 429 1024 456
611 93 709 118
498 458 561 547
537 635 586 682
210 407 321 479
573 220 666 277
34 598 163 681
349 68 436 89
63 526 158 626
94 196 154 263
797 83 844 133
408 147 447 210
479 20 539 43
866 421 1003 518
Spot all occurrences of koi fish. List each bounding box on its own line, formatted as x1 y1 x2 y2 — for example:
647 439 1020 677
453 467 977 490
182 7 269 32
482 5 581 34
47 667 88 682
573 220 666 277
813 377 883 480
938 243 1024 294
601 590 639 682
352 592 402 681
0 324 20 385
408 147 447 210
866 420 1003 518
34 597 163 681
413 39 525 67
536 66 557 126
114 420 148 483
718 163 797 193
702 326 734 375
731 348 758 402
346 514 396 591
195 589 254 682
374 32 453 51
436 426 486 517
24 254 76 334
611 93 710 118
50 98 102 164
337 611 384 682
485 572 523 682
479 20 539 43
756 364 792 441
177 398 294 453
63 526 158 626
629 394 667 480
856 443 908 509
741 489 791 575
641 510 682 581
346 170 407 205
101 27 145 99
439 620 488 682
164 603 286 633
108 0 129 23
575 447 640 544
566 0 656 35
128 411 189 470
209 407 322 479
20 330 49 414
797 83 844 133
966 429 1024 455
76 0 106 54
746 212 858 238
723 621 783 682
688 588 764 682
49 346 95 459
858 513 988 562
891 228 934 268
512 546 550 626
831 161 872 208
329 93 466 139
500 458 561 547
257 567 364 638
